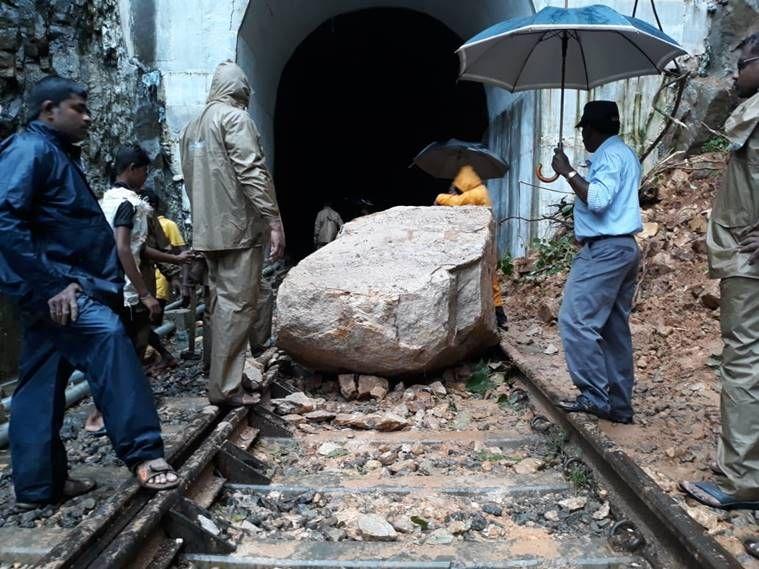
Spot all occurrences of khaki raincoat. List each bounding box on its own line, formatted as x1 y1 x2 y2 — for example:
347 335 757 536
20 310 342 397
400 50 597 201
707 92 759 279
706 91 759 500
180 61 280 251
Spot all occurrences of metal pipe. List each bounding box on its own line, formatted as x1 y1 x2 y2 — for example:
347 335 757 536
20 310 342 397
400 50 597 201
0 304 205 448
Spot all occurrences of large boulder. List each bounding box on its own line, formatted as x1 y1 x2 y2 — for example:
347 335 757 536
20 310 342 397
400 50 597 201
275 206 498 375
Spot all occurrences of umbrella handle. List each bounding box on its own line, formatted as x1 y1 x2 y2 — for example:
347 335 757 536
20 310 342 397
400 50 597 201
536 164 560 184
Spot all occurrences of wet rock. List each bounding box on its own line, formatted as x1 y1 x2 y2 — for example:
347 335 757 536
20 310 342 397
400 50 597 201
357 375 389 400
391 516 416 534
482 502 503 517
373 413 410 432
271 392 318 415
276 207 499 375
592 501 610 520
429 381 447 396
513 458 544 475
426 528 455 545
338 374 358 400
357 514 397 541
469 513 488 531
317 442 346 458
558 496 587 512
303 410 336 423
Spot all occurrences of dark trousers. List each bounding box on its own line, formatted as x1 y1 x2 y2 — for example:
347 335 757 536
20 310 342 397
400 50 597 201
10 295 164 503
558 236 640 418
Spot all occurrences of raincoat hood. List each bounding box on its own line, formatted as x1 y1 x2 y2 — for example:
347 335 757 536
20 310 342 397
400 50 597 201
453 165 484 192
207 61 251 108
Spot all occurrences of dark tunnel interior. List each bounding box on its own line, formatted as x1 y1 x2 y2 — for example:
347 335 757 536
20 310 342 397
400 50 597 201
274 8 489 261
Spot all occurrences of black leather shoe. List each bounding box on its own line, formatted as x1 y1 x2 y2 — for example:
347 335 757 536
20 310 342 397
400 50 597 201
607 413 634 425
495 307 508 330
557 399 611 420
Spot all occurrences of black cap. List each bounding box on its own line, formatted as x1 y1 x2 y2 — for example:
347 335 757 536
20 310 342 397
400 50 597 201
576 101 620 134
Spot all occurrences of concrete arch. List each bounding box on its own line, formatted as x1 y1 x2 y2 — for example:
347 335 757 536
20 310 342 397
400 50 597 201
236 1 538 255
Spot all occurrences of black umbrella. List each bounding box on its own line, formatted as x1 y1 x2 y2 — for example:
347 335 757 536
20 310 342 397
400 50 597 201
412 139 509 180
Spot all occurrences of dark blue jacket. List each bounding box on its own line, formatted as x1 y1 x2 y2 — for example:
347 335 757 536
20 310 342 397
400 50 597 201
0 121 124 314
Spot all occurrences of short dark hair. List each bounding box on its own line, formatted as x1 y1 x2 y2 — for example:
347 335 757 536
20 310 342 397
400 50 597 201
739 32 759 56
114 144 150 174
27 76 87 123
142 188 160 209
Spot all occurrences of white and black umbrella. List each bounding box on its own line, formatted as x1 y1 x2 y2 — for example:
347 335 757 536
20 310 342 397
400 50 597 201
457 3 687 181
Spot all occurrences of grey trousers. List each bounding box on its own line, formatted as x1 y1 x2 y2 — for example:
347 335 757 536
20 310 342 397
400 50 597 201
558 236 640 417
717 276 759 499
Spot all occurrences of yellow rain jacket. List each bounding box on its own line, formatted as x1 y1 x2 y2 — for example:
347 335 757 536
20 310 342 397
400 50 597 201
434 165 493 207
434 165 502 307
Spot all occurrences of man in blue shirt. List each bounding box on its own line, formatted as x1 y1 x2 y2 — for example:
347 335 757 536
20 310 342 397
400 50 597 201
0 76 179 508
550 101 642 423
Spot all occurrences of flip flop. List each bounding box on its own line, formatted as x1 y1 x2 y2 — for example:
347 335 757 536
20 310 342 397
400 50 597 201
679 481 759 510
134 458 181 491
744 537 759 560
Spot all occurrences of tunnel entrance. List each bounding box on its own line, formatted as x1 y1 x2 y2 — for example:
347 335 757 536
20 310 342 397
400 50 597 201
273 8 488 261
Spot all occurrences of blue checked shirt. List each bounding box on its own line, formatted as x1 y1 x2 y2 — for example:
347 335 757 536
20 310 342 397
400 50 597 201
573 135 642 240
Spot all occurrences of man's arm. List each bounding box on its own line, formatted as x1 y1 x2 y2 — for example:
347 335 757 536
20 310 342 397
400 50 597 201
552 146 622 211
0 141 77 320
223 111 286 260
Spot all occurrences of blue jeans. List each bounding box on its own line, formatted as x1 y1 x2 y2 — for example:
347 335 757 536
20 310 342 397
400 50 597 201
10 295 164 503
558 236 640 418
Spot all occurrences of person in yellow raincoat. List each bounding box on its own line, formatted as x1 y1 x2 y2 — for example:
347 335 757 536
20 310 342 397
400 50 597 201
434 164 508 329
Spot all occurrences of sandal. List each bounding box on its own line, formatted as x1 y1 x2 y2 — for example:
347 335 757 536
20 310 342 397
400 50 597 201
679 481 759 510
15 477 96 511
744 537 759 560
134 458 181 490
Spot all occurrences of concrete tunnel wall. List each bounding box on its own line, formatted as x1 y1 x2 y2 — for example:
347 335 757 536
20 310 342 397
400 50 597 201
119 0 712 258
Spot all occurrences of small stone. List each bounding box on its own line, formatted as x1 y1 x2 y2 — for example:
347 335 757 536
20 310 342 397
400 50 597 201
390 516 416 534
326 528 346 541
448 520 470 534
80 498 96 512
543 344 559 355
240 520 260 533
429 381 447 396
592 502 610 520
365 459 383 470
304 410 336 423
338 374 358 400
513 458 544 475
373 413 410 432
482 502 503 517
318 442 346 457
701 293 720 310
198 515 221 536
378 451 398 466
426 528 455 545
357 514 398 541
334 413 373 430
357 376 390 400
558 496 588 512
388 459 418 474
544 510 560 522
282 414 305 424
469 514 488 531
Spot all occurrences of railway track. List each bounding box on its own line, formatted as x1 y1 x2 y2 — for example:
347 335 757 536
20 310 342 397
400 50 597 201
0 340 745 569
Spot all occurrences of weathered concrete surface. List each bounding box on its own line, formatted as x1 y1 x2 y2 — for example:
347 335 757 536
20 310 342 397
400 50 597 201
275 206 498 375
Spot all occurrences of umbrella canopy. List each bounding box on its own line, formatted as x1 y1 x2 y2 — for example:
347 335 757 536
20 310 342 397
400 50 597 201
412 139 509 180
457 4 687 92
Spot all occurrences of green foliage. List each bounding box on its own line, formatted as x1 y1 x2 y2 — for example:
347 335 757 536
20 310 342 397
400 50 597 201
528 234 576 279
499 253 514 277
701 136 729 154
465 360 495 395
410 516 429 530
475 449 506 462
567 464 592 489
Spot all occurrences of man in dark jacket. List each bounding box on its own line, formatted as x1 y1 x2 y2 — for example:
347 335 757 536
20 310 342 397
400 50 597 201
0 76 179 507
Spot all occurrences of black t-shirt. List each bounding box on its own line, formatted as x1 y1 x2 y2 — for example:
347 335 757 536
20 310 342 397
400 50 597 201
113 201 135 229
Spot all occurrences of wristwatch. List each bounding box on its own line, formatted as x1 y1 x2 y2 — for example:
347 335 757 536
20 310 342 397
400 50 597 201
566 170 578 180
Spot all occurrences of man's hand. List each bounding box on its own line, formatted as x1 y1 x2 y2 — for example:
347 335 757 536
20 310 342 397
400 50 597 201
551 145 573 177
175 250 194 265
140 293 162 321
740 231 759 264
48 283 82 325
269 218 286 261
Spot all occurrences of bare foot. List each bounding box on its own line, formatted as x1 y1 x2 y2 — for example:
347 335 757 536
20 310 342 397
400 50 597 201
135 458 180 490
84 410 104 433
